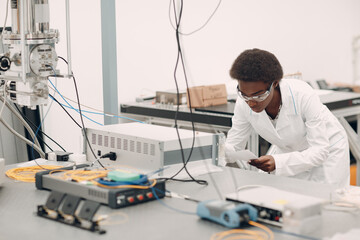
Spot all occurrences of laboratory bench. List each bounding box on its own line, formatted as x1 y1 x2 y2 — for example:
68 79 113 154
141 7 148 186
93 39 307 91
120 90 360 184
1 162 360 240
120 91 360 130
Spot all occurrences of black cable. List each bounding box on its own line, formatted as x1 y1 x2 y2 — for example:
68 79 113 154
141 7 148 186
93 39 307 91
168 0 207 186
171 0 197 178
158 177 205 185
57 56 68 65
168 0 222 36
49 93 82 129
14 104 66 152
72 75 106 170
57 56 106 170
13 104 57 152
170 0 201 183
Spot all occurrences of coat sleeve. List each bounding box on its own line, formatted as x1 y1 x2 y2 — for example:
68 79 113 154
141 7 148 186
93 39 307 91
273 91 330 177
225 99 253 163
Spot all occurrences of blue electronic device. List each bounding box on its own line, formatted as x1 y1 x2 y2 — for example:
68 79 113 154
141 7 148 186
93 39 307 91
197 200 258 228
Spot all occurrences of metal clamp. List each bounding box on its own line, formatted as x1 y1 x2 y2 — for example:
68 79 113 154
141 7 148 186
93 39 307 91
37 191 106 234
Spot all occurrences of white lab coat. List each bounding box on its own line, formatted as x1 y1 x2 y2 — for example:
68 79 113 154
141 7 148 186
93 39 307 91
225 79 350 188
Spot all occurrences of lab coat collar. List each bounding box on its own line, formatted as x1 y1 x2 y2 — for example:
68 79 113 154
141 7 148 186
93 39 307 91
248 108 282 141
248 79 298 139
275 79 298 131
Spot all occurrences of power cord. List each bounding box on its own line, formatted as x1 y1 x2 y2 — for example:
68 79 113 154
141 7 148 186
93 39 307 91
55 57 106 170
48 93 82 129
91 152 117 168
167 0 207 186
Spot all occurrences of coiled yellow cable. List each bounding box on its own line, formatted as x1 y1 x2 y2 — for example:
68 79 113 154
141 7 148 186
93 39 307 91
210 221 274 240
5 165 63 182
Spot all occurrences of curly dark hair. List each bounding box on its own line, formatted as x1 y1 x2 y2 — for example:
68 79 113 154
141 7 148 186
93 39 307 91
230 48 283 84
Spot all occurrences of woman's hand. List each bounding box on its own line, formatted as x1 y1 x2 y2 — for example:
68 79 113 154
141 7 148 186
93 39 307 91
248 155 275 172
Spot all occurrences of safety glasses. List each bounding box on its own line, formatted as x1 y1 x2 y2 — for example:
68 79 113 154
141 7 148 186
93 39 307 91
237 82 274 102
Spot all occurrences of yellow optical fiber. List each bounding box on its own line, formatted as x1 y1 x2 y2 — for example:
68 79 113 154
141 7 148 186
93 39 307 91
98 211 129 226
210 221 274 240
224 236 259 240
249 221 274 240
211 229 268 240
5 165 62 182
46 168 155 190
62 169 109 181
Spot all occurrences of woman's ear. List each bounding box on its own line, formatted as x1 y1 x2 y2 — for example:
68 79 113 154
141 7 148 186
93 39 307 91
274 80 280 88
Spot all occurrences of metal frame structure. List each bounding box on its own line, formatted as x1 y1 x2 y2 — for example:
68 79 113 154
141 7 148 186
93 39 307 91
101 0 119 125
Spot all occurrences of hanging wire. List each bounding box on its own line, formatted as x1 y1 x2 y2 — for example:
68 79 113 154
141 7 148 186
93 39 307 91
168 0 222 36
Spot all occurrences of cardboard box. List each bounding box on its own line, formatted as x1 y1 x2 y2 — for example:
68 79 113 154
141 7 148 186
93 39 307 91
156 90 187 105
187 84 228 108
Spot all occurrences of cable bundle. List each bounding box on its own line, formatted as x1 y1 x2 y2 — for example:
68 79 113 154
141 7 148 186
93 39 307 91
5 165 62 182
211 221 274 240
54 169 109 182
48 168 156 190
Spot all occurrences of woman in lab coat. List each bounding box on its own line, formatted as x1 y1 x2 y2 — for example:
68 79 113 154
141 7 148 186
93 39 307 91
225 48 350 188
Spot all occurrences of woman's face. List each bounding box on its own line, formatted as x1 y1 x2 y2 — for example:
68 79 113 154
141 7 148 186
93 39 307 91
237 80 276 113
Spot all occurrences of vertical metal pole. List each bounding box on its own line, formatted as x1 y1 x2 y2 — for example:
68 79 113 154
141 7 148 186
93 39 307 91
249 131 259 157
65 0 72 76
20 0 26 82
29 0 35 33
101 0 118 125
357 113 360 186
212 134 219 165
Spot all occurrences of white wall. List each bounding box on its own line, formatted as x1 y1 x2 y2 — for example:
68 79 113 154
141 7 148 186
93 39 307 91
1 0 360 155
116 0 360 103
42 0 104 153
